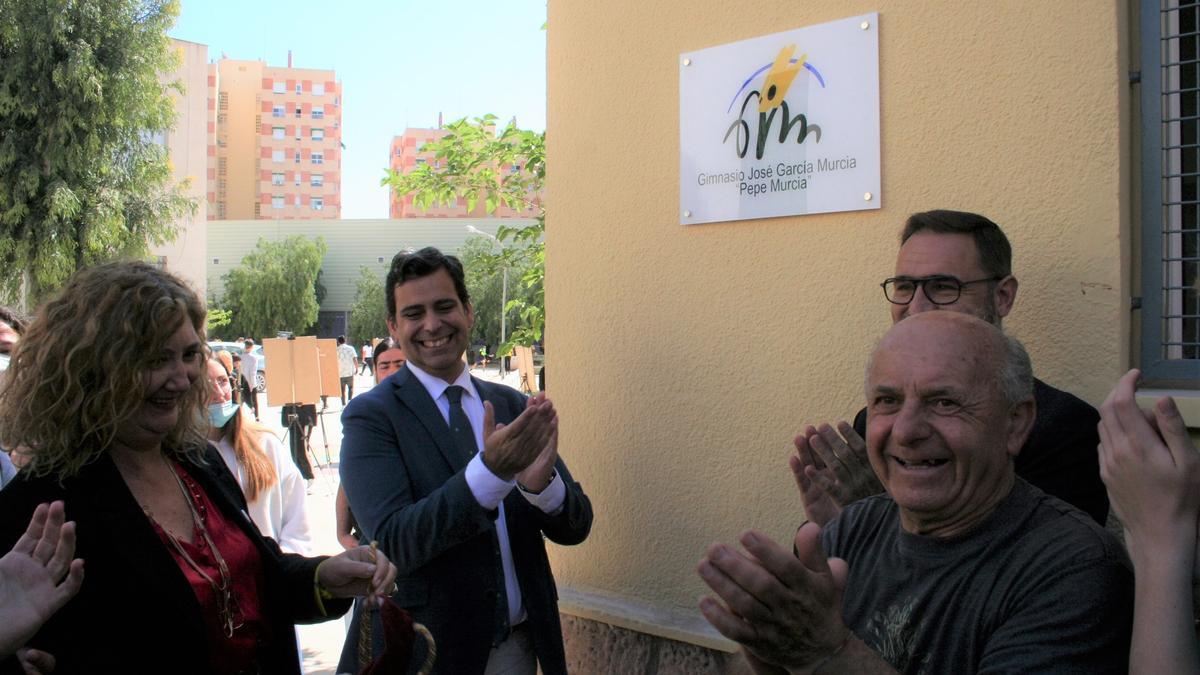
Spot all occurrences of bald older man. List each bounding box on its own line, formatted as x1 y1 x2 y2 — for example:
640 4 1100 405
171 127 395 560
793 211 1108 525
698 313 1132 674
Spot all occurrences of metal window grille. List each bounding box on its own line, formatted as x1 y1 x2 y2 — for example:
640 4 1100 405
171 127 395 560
1142 0 1200 378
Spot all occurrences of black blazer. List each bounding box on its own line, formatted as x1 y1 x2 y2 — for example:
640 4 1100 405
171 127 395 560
338 368 593 674
0 444 349 675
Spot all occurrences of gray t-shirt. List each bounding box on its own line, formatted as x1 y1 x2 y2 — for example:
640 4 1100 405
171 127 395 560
821 479 1133 674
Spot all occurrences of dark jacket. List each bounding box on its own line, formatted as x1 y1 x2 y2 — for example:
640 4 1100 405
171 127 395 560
338 368 593 674
0 443 349 675
854 377 1109 523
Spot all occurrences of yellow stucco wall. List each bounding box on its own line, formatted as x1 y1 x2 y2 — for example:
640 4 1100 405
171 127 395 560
546 0 1131 640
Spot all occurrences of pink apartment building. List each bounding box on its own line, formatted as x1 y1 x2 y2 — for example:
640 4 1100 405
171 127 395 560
207 56 342 220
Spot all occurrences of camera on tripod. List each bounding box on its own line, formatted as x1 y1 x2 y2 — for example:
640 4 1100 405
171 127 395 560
261 336 343 481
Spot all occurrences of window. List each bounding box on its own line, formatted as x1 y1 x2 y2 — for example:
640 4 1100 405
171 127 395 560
1141 0 1200 379
212 258 220 265
296 107 302 118
271 172 285 186
312 108 325 120
296 83 302 94
313 83 325 96
312 197 324 211
272 106 284 118
312 152 324 165
311 173 324 187
272 126 285 140
272 150 285 163
312 128 324 141
272 196 285 209
415 158 427 166
272 81 285 94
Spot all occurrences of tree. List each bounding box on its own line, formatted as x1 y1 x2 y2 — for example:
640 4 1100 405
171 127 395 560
0 0 195 304
383 115 545 356
220 236 327 340
460 236 538 351
347 266 388 346
207 307 232 335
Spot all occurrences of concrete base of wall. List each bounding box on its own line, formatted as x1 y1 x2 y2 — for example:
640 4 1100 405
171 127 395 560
561 614 750 674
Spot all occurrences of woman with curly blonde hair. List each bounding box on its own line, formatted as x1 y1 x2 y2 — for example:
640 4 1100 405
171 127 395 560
0 261 395 675
206 354 312 554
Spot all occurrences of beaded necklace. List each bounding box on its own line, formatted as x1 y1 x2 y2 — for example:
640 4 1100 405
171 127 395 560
149 457 245 638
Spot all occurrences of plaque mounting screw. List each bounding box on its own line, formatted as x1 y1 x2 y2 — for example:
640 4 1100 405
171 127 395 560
864 192 873 201
683 210 692 218
860 21 870 30
683 58 692 66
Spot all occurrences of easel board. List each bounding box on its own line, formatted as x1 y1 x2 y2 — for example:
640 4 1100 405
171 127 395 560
263 337 330 407
513 345 538 393
315 338 341 397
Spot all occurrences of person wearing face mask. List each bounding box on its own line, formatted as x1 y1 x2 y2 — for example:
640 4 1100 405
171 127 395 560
0 262 396 675
206 356 312 555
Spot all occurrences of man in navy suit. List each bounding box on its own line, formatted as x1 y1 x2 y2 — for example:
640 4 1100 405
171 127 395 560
338 247 592 675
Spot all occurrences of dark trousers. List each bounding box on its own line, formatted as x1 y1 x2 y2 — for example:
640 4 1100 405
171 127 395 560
241 378 259 420
339 376 353 405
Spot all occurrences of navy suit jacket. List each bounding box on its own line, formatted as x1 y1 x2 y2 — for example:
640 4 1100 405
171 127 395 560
338 366 592 674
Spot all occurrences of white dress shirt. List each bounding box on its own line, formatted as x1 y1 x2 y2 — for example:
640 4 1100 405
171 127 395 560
406 361 565 628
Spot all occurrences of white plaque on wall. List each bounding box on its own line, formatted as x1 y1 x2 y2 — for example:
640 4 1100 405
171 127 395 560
679 13 881 225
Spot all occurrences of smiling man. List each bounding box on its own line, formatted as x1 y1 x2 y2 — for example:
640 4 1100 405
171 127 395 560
337 247 592 675
792 210 1109 526
699 312 1132 674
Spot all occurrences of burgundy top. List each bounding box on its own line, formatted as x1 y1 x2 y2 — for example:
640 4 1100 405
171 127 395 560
151 461 271 674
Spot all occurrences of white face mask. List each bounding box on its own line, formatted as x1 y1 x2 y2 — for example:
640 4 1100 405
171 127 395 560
208 400 239 428
0 354 9 372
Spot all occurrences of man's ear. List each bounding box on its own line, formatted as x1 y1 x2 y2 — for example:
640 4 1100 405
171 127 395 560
386 316 399 342
1006 396 1036 458
994 275 1018 319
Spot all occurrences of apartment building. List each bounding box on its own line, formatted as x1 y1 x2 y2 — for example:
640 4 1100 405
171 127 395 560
388 125 539 219
208 55 342 220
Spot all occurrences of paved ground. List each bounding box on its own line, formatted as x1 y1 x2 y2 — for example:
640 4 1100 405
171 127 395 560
246 364 524 674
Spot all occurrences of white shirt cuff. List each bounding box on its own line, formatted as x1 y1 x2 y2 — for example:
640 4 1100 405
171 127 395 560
519 472 565 515
465 453 515 510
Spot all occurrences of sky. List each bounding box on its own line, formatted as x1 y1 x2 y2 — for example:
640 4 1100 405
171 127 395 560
170 0 548 219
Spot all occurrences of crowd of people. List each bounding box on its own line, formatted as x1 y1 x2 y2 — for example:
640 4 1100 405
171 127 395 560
0 211 1195 674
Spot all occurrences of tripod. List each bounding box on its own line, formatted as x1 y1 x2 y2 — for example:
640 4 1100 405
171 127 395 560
280 403 322 479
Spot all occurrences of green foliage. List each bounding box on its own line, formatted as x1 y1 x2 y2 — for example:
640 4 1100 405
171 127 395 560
207 307 232 333
460 237 540 352
347 266 389 346
382 115 546 355
219 236 327 340
0 0 196 303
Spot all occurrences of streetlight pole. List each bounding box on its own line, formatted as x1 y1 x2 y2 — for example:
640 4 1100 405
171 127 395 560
465 226 508 371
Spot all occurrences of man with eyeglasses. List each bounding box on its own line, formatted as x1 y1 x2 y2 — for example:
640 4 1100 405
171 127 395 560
791 210 1108 526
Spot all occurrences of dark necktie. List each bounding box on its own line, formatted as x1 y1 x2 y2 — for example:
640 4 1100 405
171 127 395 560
444 385 478 460
446 384 511 644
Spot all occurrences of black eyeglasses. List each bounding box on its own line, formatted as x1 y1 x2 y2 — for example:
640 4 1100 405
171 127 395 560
881 275 1003 305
